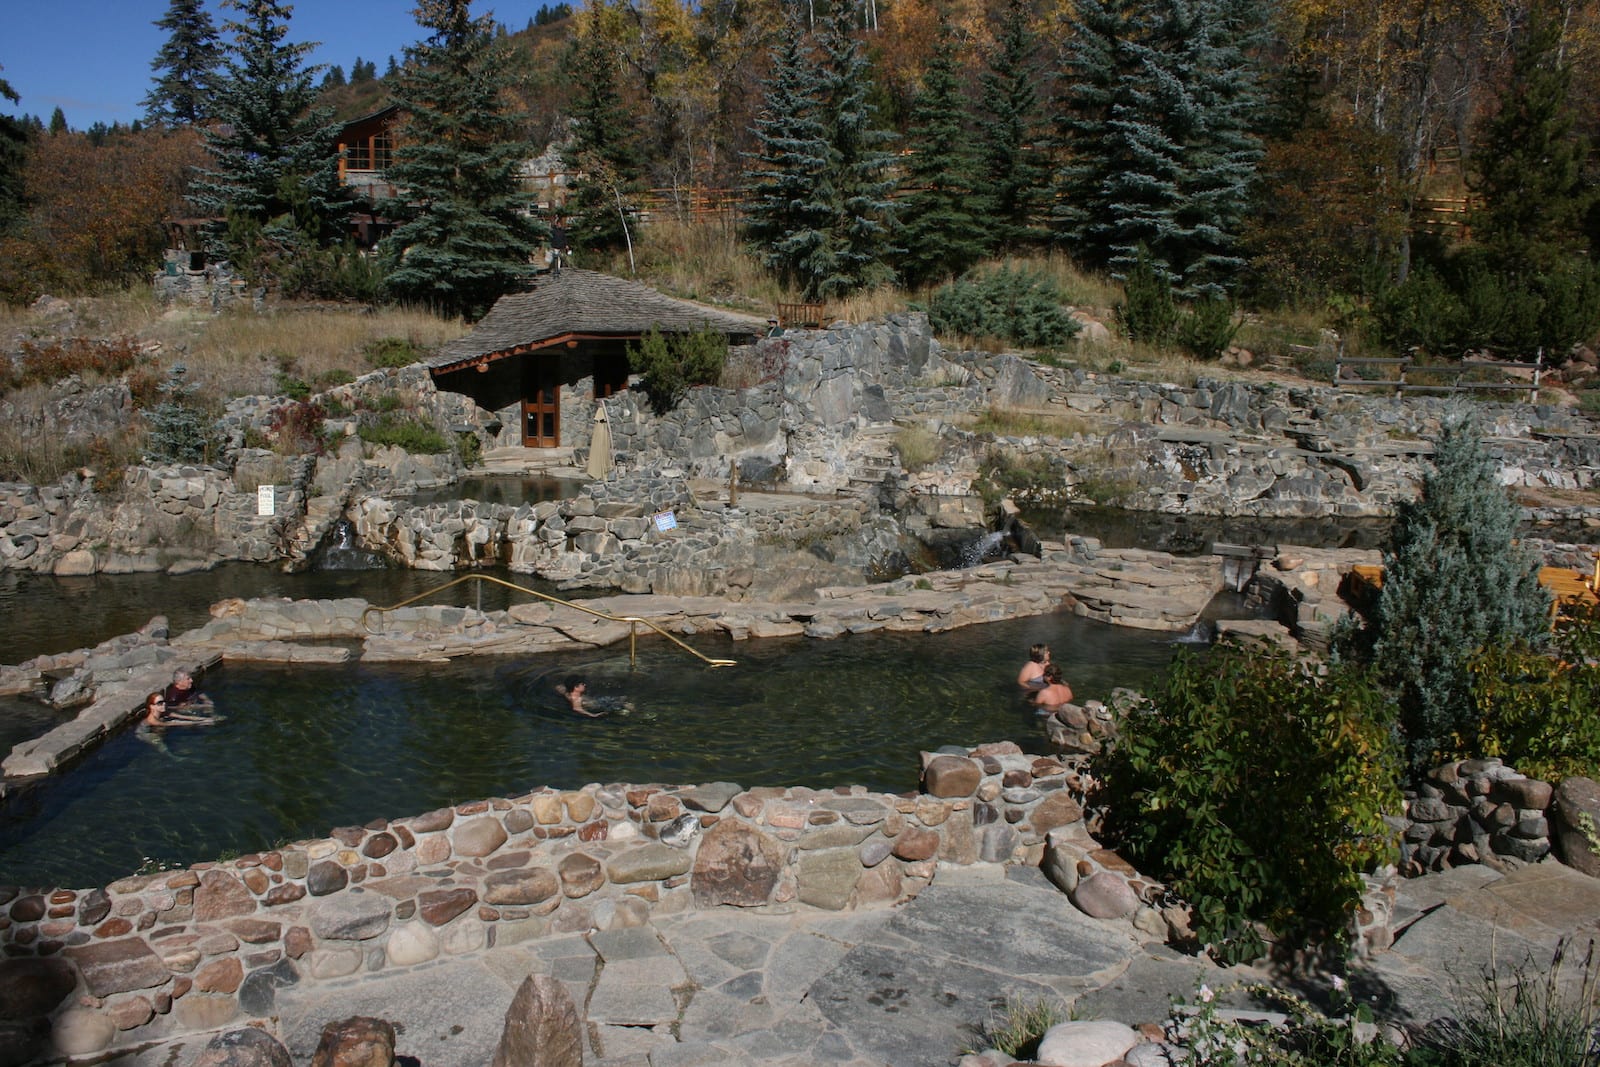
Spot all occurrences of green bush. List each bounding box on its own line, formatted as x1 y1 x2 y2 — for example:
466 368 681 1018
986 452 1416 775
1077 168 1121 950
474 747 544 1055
365 337 424 369
1463 605 1600 781
927 266 1080 349
1175 294 1242 361
1114 247 1179 346
1179 982 1404 1067
627 326 728 415
143 364 215 464
1097 644 1401 961
358 414 451 454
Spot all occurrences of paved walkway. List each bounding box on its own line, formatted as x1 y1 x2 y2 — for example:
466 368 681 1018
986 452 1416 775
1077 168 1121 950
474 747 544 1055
103 860 1600 1067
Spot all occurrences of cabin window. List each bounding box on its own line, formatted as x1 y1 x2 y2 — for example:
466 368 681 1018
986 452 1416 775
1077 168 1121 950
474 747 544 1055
347 142 371 171
372 132 393 172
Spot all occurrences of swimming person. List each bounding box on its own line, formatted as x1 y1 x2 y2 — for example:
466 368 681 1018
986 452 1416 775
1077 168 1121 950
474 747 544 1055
556 676 608 718
1018 644 1050 689
164 668 214 711
1032 664 1074 711
142 691 217 728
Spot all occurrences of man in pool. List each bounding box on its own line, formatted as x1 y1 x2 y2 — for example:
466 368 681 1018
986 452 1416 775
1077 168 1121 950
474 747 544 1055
1032 663 1074 711
556 676 608 718
164 668 214 711
1017 643 1050 689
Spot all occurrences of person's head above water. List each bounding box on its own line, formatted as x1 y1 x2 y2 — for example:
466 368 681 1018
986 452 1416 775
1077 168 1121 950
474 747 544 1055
563 675 587 693
1029 643 1050 664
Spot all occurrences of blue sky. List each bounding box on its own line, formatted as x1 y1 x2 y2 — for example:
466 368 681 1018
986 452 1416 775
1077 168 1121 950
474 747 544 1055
2 1 548 130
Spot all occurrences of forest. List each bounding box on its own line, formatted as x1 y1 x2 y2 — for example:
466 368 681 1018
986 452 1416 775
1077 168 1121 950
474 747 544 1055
0 0 1597 358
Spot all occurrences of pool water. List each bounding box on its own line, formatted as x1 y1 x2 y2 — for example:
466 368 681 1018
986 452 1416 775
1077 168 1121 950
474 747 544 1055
0 614 1184 889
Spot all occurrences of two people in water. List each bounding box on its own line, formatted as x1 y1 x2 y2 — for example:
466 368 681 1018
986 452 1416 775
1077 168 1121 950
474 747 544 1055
144 669 220 727
1018 643 1073 710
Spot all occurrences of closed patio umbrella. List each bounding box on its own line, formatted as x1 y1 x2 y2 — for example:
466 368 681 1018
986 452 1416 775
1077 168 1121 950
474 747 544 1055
586 404 614 480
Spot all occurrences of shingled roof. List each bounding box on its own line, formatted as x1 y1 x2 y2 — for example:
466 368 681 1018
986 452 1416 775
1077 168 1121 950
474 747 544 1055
428 269 768 373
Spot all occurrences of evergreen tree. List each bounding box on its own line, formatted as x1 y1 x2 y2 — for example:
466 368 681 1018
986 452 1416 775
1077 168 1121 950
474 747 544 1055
1363 415 1550 772
383 0 545 319
809 5 898 299
975 0 1049 253
384 55 399 79
1054 0 1265 295
320 65 346 90
350 55 374 83
561 19 644 258
741 19 833 293
191 0 346 273
896 15 984 289
49 108 67 136
144 0 224 126
1467 2 1593 280
0 70 27 233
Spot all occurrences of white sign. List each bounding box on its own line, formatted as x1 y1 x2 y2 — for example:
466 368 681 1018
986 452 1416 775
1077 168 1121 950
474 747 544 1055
257 485 275 516
653 510 677 532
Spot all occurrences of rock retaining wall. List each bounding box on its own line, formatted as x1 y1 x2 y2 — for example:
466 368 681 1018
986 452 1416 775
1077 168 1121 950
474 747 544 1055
1398 758 1555 872
0 743 1114 1063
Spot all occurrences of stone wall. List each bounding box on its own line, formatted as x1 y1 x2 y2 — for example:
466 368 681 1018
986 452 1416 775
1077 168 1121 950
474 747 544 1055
0 742 1099 1062
1397 758 1554 872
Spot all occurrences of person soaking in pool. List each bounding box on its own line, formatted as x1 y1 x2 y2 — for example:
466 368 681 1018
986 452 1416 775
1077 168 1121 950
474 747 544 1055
164 668 214 711
1017 643 1051 689
1032 663 1074 711
142 691 218 727
556 676 608 718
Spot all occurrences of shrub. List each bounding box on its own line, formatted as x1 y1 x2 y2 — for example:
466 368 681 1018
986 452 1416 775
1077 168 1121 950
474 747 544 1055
365 336 424 369
1347 415 1551 772
1462 605 1600 781
927 266 1080 349
1114 248 1179 346
1097 644 1402 961
267 400 327 456
5 335 144 395
1175 294 1242 362
894 426 940 470
627 326 728 415
1177 982 1404 1067
143 364 214 464
358 414 451 454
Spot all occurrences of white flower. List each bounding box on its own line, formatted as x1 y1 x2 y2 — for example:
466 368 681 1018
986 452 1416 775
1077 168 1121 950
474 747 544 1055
1197 984 1214 1003
1330 975 1346 992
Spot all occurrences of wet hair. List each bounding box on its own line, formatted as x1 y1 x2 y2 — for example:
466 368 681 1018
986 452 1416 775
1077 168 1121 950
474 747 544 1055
1042 663 1063 684
564 675 586 691
1029 643 1049 664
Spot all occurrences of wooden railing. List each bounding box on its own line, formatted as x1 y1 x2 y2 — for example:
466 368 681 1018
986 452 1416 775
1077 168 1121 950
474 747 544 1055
775 301 827 329
1332 349 1544 403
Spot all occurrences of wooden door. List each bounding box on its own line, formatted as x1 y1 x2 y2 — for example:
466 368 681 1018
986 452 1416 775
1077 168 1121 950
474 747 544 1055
522 362 560 447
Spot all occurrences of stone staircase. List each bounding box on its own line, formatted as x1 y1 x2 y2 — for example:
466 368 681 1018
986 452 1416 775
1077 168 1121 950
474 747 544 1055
845 424 902 497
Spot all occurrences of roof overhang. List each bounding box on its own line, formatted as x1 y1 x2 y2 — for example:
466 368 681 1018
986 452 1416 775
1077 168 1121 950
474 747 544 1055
430 332 636 376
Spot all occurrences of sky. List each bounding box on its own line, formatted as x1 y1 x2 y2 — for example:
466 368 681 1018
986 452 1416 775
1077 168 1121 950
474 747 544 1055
1 1 550 131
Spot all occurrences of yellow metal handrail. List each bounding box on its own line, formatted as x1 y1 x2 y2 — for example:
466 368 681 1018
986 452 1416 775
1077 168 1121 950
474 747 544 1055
360 573 736 669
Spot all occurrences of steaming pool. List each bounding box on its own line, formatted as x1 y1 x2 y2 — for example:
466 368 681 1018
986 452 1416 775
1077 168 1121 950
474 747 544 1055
0 613 1191 889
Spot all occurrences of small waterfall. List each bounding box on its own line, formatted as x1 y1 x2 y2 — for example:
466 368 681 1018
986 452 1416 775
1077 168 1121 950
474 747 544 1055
314 518 389 571
959 530 1008 568
1171 619 1218 645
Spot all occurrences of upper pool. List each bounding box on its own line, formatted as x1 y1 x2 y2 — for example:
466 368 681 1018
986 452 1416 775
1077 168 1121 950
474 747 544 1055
0 613 1185 890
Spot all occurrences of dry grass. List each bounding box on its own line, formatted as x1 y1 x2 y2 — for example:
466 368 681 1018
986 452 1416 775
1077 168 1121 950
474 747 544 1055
964 406 1100 439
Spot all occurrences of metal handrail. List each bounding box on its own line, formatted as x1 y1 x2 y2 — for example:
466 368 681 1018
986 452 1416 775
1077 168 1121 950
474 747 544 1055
359 573 736 669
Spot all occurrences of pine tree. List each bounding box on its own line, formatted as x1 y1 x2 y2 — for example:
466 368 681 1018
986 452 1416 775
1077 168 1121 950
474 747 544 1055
351 56 374 83
383 0 545 319
896 15 983 290
49 108 67 136
1054 0 1265 295
809 5 898 299
0 70 26 233
191 0 345 271
561 18 644 258
1468 3 1593 281
320 65 346 90
975 0 1049 253
1365 415 1551 771
741 19 833 293
144 0 224 126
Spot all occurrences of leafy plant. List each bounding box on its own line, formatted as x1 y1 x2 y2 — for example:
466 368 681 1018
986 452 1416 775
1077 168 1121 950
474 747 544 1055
627 326 729 415
267 400 326 456
928 266 1080 348
1176 293 1242 361
1177 980 1403 1066
358 414 451 454
365 336 424 369
1097 644 1402 961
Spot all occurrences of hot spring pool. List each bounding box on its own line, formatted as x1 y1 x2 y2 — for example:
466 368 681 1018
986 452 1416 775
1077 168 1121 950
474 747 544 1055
0 613 1188 889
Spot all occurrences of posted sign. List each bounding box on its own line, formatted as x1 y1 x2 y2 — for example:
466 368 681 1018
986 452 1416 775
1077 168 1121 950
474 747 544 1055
653 510 677 532
257 485 275 516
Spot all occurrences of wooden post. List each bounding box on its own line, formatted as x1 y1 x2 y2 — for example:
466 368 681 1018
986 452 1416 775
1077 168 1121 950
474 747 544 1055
729 464 739 508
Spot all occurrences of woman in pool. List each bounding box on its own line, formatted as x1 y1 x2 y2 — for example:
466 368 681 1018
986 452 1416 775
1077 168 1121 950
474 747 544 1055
1017 643 1050 689
142 691 217 727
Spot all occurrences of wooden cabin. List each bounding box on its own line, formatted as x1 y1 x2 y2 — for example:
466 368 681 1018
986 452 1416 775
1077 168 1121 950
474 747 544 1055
427 269 766 447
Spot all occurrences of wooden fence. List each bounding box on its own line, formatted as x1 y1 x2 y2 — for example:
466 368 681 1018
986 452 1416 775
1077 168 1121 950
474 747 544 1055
1332 349 1544 403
